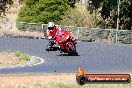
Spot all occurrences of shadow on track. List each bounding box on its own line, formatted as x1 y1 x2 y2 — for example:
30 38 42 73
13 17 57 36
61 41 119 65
57 53 80 56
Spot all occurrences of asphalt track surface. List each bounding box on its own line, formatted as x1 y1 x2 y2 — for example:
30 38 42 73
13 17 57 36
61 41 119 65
0 37 132 74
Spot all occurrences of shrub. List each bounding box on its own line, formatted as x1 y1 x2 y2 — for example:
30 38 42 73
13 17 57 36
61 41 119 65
17 0 75 24
15 50 21 57
15 50 30 61
20 54 30 61
59 4 95 27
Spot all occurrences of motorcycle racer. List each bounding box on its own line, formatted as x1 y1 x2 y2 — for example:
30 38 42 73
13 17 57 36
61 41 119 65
46 22 61 51
46 22 76 52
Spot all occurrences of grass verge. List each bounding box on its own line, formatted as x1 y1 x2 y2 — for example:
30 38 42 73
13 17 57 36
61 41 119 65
15 50 30 61
0 74 131 88
0 51 26 66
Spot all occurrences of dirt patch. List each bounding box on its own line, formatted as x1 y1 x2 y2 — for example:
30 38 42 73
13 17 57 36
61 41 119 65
0 51 25 67
0 74 76 87
0 2 43 38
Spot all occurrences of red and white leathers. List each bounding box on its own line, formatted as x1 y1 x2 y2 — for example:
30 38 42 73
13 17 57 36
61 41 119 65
46 26 62 39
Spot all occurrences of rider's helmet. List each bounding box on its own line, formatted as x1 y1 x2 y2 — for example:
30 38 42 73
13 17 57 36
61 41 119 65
47 22 55 32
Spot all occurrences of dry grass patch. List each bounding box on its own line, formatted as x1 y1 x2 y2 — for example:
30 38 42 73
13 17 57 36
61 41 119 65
0 51 25 66
0 73 131 88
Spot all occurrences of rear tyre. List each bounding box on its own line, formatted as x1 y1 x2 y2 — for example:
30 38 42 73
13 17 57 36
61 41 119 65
67 43 78 56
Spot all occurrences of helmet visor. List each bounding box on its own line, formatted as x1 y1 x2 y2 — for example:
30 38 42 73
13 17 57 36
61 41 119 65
48 27 54 30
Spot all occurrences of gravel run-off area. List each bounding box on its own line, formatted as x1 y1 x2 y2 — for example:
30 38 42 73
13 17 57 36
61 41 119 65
0 51 25 67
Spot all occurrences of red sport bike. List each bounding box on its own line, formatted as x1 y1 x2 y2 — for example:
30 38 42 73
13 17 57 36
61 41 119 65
47 29 78 56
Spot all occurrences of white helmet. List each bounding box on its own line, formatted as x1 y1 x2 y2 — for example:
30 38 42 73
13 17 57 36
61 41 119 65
47 22 55 31
48 22 55 28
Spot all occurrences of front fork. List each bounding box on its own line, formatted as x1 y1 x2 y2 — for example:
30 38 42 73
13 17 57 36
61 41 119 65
58 38 76 53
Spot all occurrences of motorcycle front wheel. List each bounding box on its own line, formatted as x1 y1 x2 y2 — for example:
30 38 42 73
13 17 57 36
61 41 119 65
67 43 78 56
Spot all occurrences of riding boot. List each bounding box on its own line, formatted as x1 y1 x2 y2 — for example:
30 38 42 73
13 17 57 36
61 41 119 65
46 42 54 51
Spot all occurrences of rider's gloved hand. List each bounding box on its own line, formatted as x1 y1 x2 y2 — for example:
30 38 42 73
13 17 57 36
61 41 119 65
46 37 56 51
48 36 52 40
49 37 56 44
51 37 56 40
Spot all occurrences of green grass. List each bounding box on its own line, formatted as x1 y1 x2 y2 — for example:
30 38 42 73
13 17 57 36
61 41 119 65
15 50 21 57
15 50 30 61
20 54 30 61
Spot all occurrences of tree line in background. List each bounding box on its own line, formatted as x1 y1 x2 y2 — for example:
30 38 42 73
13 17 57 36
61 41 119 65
87 0 132 30
17 0 75 24
1 0 132 30
17 0 95 27
0 0 13 17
